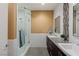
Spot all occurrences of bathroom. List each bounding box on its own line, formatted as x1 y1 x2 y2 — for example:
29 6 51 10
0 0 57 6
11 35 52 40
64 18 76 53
0 3 79 56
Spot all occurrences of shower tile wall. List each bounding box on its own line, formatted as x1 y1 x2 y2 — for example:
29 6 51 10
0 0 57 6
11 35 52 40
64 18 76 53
63 3 69 40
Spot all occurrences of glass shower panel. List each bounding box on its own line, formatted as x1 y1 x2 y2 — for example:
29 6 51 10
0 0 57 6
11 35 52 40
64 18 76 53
18 9 28 48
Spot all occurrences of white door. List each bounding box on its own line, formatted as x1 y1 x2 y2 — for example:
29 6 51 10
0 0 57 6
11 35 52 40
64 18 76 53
0 3 8 56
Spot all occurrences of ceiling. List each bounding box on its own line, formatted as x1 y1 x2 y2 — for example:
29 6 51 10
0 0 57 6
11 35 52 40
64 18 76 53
18 3 59 10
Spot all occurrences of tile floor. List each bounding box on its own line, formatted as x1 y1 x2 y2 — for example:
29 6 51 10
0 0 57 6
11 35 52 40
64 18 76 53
25 47 49 56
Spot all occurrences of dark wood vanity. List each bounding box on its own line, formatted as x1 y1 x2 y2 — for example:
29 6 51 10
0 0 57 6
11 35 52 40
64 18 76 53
46 36 66 56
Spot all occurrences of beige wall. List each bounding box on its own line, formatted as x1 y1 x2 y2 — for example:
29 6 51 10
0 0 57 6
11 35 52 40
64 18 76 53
31 11 53 33
8 3 16 39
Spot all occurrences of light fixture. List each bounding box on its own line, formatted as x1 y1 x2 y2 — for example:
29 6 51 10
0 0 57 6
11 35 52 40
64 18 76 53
73 3 77 5
41 3 45 5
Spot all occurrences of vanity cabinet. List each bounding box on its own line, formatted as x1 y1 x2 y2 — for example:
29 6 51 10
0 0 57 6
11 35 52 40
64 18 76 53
46 36 66 56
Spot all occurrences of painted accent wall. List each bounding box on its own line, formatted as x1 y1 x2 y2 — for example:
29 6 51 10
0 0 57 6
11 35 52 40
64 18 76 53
8 3 16 39
31 11 53 33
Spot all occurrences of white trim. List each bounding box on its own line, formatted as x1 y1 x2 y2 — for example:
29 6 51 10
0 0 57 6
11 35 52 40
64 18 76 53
20 43 31 56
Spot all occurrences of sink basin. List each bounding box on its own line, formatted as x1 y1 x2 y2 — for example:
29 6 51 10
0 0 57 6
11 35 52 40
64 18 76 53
48 35 57 38
58 43 79 56
58 43 73 49
47 34 60 39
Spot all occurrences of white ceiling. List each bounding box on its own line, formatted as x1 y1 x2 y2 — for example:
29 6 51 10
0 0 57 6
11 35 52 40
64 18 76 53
18 3 59 10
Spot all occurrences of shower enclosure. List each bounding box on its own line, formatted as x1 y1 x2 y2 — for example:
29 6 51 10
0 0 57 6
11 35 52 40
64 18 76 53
16 4 31 55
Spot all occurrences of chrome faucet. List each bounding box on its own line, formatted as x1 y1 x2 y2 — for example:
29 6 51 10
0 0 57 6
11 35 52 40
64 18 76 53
61 34 69 42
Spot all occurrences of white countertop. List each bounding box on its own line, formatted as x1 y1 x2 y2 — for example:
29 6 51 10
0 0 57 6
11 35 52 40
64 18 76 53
47 35 79 56
58 43 79 56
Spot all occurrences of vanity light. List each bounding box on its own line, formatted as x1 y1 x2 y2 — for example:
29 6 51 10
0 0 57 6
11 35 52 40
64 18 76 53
73 3 77 5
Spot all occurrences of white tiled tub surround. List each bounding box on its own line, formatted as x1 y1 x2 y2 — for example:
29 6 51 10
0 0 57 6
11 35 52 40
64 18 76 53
30 33 47 47
8 39 30 56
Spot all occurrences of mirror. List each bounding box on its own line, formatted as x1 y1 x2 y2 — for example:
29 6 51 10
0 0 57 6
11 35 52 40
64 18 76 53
55 16 60 33
73 3 79 37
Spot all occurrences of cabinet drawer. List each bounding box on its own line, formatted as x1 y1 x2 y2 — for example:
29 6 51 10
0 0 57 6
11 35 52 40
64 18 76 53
46 36 66 56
